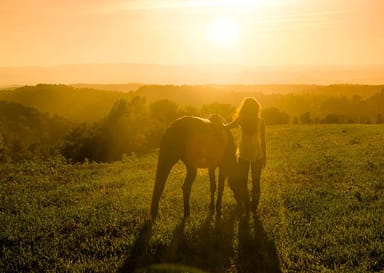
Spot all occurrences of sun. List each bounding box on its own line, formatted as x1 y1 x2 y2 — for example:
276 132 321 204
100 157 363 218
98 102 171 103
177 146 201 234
206 16 240 48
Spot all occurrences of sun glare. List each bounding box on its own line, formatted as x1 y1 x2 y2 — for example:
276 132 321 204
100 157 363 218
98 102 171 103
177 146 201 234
206 17 240 48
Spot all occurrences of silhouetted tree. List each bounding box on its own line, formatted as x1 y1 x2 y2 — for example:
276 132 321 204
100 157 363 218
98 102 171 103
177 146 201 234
104 97 150 160
262 107 290 125
61 123 104 162
62 96 152 162
149 99 179 123
321 114 346 124
377 113 384 124
201 102 235 122
300 112 312 124
0 101 71 161
179 105 200 117
359 116 372 124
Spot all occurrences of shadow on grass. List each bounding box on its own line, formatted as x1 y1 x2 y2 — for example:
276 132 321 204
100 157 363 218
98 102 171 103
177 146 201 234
237 215 282 273
119 211 281 273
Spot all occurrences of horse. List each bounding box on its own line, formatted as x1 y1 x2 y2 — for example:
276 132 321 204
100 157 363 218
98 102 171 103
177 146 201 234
149 115 244 220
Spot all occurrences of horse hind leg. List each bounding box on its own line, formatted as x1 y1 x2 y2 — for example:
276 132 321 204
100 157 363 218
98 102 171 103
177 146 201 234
183 166 197 218
150 150 178 220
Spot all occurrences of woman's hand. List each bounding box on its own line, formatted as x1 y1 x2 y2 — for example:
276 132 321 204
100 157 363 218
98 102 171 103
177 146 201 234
224 117 239 129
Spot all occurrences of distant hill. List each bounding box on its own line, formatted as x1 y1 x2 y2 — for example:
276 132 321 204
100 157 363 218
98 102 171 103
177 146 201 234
1 64 384 86
71 83 144 92
0 84 135 122
165 84 384 98
1 84 383 124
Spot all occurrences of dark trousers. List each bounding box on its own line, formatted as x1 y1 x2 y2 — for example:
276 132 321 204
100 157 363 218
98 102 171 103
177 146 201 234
238 157 263 211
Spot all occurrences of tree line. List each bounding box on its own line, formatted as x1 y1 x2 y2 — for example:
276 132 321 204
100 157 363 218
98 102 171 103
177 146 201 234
0 97 236 162
1 84 383 162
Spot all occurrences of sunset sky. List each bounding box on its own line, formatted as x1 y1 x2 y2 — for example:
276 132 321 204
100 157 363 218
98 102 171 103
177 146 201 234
1 0 384 67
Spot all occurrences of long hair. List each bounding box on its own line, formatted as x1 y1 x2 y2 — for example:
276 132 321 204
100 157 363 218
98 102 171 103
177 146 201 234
234 97 261 135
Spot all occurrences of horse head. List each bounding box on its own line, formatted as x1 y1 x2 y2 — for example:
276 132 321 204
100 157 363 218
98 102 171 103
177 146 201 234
208 114 248 212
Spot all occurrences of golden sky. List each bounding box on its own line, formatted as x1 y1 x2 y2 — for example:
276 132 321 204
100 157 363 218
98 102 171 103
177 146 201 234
1 0 384 67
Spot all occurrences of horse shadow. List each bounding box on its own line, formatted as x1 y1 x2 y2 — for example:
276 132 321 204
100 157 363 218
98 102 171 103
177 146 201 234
118 211 281 273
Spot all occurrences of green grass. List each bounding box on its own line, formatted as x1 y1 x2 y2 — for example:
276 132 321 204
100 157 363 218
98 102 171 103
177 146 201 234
1 124 384 272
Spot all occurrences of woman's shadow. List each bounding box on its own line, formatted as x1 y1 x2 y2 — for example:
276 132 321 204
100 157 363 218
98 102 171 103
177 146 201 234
237 214 282 273
119 211 281 273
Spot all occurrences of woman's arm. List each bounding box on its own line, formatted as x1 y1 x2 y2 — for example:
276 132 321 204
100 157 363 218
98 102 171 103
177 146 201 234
225 117 240 129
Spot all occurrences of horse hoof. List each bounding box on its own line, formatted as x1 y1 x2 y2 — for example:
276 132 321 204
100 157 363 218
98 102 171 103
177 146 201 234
183 210 190 218
216 208 222 217
216 212 222 220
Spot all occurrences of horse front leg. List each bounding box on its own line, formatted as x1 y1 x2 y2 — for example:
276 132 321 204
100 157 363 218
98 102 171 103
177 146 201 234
208 168 216 211
183 166 197 218
216 168 226 217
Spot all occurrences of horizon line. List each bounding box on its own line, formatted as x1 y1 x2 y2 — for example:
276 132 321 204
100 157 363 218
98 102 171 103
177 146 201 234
2 63 384 69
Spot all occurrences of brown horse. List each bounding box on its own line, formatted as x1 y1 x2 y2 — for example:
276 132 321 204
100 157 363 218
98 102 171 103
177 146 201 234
149 116 243 220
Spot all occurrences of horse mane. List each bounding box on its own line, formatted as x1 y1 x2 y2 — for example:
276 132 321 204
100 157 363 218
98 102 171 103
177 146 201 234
208 113 226 125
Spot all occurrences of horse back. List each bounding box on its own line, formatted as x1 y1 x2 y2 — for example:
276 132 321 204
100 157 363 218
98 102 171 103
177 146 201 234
160 116 231 169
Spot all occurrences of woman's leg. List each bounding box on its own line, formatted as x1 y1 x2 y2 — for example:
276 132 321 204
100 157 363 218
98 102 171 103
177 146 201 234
238 157 251 211
250 159 263 213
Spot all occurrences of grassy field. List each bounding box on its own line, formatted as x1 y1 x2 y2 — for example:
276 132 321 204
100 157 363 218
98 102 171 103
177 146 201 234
1 124 384 272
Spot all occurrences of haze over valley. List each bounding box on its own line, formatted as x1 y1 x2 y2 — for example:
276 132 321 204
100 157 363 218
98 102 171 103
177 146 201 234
1 64 384 87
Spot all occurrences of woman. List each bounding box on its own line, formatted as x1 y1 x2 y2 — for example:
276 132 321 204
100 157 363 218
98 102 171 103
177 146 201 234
226 97 266 213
